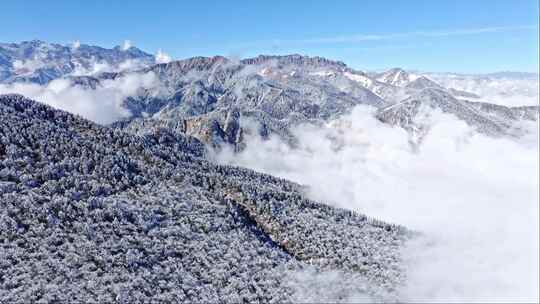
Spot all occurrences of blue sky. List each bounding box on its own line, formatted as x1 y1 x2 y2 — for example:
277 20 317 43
1 0 538 73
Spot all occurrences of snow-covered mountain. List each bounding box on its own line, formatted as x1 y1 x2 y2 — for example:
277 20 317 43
0 41 537 148
85 55 537 148
375 68 420 87
0 94 407 302
0 40 155 84
1 41 538 302
83 54 392 148
376 88 537 143
404 75 444 90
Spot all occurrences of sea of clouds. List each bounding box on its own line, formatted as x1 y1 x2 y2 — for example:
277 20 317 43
428 73 539 107
214 105 539 302
0 71 161 124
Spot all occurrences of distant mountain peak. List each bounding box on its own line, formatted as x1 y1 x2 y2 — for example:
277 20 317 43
376 68 418 87
404 75 443 90
241 54 349 69
151 55 230 73
386 67 406 73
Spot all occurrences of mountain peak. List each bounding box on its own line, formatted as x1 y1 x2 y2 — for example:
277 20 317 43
240 54 348 69
376 68 415 87
387 67 406 73
153 55 229 72
404 76 443 90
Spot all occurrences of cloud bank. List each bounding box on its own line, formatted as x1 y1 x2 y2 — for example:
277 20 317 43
0 72 160 124
213 106 539 302
428 73 539 106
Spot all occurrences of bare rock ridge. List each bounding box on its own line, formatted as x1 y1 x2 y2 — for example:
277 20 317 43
0 94 408 302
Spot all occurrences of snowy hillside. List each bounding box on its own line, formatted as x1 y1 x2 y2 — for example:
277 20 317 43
0 94 408 302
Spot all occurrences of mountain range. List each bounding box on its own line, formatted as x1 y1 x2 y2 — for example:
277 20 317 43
85 56 539 147
0 40 154 84
1 41 537 149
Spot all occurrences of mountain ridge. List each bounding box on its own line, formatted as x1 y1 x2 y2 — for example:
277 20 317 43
0 41 537 149
0 93 408 302
74 54 538 148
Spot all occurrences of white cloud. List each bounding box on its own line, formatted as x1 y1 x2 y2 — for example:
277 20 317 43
117 59 149 71
70 58 150 77
70 61 113 76
213 105 539 301
234 25 537 49
0 72 161 124
155 49 172 64
409 25 537 38
12 58 47 73
428 73 539 106
285 267 375 302
122 40 132 51
338 25 537 43
72 40 81 49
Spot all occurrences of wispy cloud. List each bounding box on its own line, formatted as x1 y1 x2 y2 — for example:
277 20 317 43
235 25 537 49
297 25 537 44
404 25 537 38
299 34 384 44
